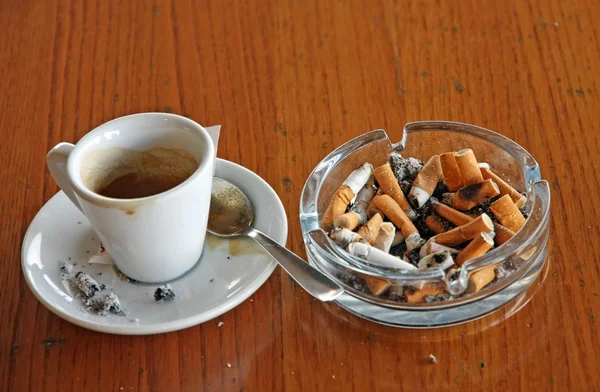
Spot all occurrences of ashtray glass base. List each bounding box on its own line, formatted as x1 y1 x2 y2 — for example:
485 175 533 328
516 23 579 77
308 243 548 328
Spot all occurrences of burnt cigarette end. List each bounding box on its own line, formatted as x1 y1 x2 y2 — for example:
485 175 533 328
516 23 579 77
453 179 500 210
441 193 455 206
408 193 417 206
458 181 485 201
425 215 455 234
433 253 447 264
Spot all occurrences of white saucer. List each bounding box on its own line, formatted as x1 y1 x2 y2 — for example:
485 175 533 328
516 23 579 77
22 158 287 335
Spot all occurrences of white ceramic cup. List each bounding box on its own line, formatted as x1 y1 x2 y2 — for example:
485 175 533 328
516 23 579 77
46 113 215 283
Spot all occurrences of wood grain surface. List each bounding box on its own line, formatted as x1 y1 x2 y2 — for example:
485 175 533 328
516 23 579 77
1 0 599 390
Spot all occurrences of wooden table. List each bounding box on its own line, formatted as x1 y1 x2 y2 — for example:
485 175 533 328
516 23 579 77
1 0 599 390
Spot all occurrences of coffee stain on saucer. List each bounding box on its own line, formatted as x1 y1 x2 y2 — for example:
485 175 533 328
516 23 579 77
125 210 135 215
205 234 223 250
205 234 266 256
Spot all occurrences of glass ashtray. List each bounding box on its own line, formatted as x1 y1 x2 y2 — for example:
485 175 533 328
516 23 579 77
299 121 550 326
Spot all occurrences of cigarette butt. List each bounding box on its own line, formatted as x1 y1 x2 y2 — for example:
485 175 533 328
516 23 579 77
440 152 464 191
374 163 415 219
480 167 526 208
343 162 375 194
372 195 418 238
417 251 455 271
493 223 515 246
347 242 418 270
455 149 484 186
467 265 496 293
490 194 526 232
406 284 444 303
357 213 384 245
519 246 537 260
425 215 454 234
362 275 391 296
333 211 361 230
431 199 473 226
330 228 363 248
432 213 494 247
455 232 495 266
419 241 459 258
391 230 405 246
350 179 377 224
322 185 355 230
322 164 373 230
367 188 384 218
452 179 500 210
408 155 442 208
374 222 396 253
405 232 426 251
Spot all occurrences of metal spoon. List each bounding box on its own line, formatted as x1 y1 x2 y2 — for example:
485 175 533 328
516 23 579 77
208 177 344 302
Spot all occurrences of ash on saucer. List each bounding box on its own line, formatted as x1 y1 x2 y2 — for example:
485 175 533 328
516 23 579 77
85 292 125 316
60 260 73 273
60 261 126 317
74 272 101 298
154 284 176 302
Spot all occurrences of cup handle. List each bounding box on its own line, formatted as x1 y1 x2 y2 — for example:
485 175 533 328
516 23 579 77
46 143 84 214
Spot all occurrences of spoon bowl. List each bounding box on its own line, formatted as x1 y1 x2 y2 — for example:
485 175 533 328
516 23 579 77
208 178 254 236
208 177 343 302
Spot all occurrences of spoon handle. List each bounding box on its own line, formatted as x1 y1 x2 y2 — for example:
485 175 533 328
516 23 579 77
245 228 344 302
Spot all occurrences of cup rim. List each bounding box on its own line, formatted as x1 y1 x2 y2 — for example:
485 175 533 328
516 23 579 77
66 112 215 206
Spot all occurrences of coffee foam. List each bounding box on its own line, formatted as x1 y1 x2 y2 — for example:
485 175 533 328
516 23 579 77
81 147 199 193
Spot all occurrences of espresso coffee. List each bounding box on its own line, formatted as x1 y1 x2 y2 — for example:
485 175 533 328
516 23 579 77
97 172 190 199
82 147 199 199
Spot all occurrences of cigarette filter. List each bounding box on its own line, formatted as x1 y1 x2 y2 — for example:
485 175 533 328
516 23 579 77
432 199 473 226
408 155 442 208
362 275 391 296
440 152 464 191
357 213 384 245
467 265 496 293
455 231 495 266
373 222 396 253
372 195 419 238
322 185 354 230
322 163 373 230
493 223 515 246
432 213 494 247
480 167 526 208
406 284 444 303
490 194 526 232
333 211 361 230
455 148 484 186
374 163 416 219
